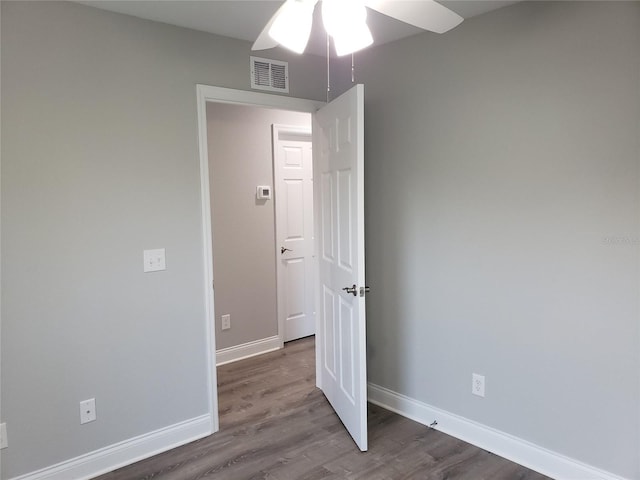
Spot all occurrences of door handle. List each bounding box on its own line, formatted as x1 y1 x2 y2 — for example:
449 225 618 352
342 284 358 296
281 247 293 254
359 286 371 297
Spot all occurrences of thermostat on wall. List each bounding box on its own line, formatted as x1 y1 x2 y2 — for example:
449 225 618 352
256 185 272 200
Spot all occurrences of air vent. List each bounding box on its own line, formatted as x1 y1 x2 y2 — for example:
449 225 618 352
250 56 289 93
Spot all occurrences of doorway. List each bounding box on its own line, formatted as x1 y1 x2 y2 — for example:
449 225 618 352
206 102 312 361
195 85 322 433
197 84 368 451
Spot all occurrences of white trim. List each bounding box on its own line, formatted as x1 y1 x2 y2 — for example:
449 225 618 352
9 415 211 480
273 124 313 138
216 335 281 366
311 117 322 392
368 383 629 480
196 84 219 434
196 84 323 113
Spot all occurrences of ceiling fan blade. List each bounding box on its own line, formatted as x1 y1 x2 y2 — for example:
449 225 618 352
365 0 463 34
251 2 286 50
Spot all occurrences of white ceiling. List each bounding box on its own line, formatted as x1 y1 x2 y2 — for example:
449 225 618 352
76 1 518 56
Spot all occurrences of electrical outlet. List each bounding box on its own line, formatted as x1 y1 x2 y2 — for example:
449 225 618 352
472 373 485 397
221 314 231 331
1 423 7 449
143 248 166 273
80 398 97 424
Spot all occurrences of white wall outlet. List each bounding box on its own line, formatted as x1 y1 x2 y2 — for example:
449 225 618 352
472 373 485 397
143 248 166 273
80 398 97 424
1 423 8 449
221 314 231 331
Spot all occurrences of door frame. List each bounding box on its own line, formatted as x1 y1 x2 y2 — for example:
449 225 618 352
195 84 323 433
272 124 314 346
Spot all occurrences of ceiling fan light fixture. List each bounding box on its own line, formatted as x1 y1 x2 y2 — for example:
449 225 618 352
322 0 367 36
320 0 342 38
253 0 465 54
268 0 315 54
333 23 373 56
322 0 372 56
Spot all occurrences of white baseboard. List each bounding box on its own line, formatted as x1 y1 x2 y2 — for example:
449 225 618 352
216 335 282 366
368 383 628 480
10 415 212 480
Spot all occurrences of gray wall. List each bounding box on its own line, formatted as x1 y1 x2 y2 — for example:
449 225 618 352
348 2 639 478
0 2 324 478
207 103 311 350
3 1 639 479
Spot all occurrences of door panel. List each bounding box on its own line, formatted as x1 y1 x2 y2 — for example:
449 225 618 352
283 179 304 239
339 296 355 401
337 169 353 270
321 173 334 261
274 125 315 343
313 84 367 451
323 285 337 379
285 258 305 314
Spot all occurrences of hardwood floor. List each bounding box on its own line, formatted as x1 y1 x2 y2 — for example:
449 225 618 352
96 337 550 480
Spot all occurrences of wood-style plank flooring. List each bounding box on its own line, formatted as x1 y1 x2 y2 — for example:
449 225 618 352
96 337 551 479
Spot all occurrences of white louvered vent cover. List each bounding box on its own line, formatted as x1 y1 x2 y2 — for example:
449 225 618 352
250 56 289 93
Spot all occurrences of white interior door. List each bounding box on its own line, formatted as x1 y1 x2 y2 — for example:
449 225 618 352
273 125 315 343
313 84 368 451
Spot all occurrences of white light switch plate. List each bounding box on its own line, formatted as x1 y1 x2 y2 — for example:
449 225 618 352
143 248 166 273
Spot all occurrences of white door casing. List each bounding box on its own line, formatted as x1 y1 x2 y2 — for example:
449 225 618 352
196 84 323 434
313 85 368 451
273 125 315 343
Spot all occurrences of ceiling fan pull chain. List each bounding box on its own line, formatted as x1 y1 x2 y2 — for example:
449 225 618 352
326 32 331 103
351 53 355 84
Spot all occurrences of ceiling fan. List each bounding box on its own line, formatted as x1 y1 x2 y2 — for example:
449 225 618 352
252 0 464 56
